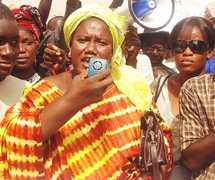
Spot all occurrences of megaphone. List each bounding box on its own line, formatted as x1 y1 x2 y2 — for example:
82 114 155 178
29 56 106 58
114 0 175 31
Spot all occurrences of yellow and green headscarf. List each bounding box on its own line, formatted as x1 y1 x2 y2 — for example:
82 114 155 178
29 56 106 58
63 3 152 114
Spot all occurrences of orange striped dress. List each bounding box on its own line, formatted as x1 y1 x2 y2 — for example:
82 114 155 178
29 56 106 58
0 80 172 179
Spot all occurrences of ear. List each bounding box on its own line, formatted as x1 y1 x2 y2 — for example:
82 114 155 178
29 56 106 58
206 49 214 59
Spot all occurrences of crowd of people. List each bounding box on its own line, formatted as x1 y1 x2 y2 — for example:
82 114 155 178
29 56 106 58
0 0 214 179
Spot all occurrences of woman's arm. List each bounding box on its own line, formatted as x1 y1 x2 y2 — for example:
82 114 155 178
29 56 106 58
40 69 113 141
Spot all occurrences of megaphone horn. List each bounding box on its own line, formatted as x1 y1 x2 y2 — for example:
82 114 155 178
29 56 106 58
114 0 175 30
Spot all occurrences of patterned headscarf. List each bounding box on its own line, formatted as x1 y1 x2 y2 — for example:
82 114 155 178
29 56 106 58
11 5 44 47
63 3 152 114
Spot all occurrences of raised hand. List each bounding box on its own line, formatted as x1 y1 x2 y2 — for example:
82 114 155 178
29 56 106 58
41 43 67 73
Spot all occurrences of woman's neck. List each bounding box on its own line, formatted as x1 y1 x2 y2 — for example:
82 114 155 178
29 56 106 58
11 67 36 80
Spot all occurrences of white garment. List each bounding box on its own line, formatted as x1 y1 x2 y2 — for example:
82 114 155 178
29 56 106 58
136 54 154 84
151 75 191 179
152 75 180 162
0 75 31 122
26 72 41 84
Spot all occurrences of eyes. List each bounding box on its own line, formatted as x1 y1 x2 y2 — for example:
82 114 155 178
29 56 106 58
144 47 166 52
0 36 19 48
77 37 109 46
21 39 35 46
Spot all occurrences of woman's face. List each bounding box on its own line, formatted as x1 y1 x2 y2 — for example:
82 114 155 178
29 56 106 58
70 17 113 75
14 27 38 71
174 26 210 75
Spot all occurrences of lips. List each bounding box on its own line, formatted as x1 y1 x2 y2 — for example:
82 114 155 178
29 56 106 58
81 58 90 68
181 59 194 65
0 60 14 68
16 58 28 63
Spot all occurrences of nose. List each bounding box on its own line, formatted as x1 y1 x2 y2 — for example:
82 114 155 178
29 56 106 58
19 43 25 52
183 47 193 55
84 41 97 55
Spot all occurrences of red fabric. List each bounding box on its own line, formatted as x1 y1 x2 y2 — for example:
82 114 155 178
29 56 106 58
11 5 44 46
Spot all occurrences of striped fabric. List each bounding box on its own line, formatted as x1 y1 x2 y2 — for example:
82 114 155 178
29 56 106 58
0 80 172 179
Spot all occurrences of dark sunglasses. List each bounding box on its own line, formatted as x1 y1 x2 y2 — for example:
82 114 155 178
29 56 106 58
173 40 208 54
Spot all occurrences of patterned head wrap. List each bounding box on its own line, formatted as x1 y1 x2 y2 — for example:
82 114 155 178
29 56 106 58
63 3 152 114
11 5 44 47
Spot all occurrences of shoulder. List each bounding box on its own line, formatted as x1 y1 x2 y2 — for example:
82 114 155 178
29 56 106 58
44 71 71 93
8 75 31 88
185 73 214 86
181 73 215 94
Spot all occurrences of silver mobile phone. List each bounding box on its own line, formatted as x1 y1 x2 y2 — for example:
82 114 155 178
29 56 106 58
87 58 108 77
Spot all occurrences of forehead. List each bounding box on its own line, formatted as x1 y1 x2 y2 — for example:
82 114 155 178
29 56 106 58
76 17 109 32
177 26 205 41
0 19 19 37
144 38 167 46
19 26 33 36
141 34 168 47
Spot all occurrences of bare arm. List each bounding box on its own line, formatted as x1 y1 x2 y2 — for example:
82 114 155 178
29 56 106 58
38 0 52 25
64 0 82 19
67 0 81 9
181 131 215 173
122 25 141 68
109 0 124 10
43 43 67 73
40 69 113 141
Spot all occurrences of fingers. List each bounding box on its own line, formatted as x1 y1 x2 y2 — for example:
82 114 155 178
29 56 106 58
87 69 113 98
46 43 66 56
43 43 67 70
126 25 137 33
69 69 113 106
88 68 111 80
204 7 213 23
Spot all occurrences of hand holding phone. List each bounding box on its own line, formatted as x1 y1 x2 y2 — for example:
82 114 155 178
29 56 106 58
87 58 108 77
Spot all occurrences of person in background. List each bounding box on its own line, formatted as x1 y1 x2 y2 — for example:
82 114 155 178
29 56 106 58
0 3 30 122
35 0 82 77
139 31 177 78
11 5 44 84
179 73 215 179
205 55 215 73
0 3 172 179
150 16 215 179
47 15 63 31
205 18 215 74
122 25 154 84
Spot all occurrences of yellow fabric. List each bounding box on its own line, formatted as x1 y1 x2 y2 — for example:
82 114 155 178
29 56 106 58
63 3 152 114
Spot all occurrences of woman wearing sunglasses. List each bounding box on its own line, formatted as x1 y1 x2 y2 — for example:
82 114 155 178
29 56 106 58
150 16 215 179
